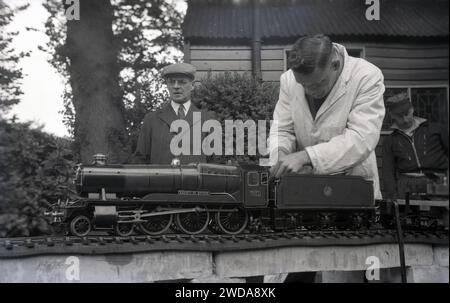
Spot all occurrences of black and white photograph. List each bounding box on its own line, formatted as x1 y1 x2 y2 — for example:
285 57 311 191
0 0 448 291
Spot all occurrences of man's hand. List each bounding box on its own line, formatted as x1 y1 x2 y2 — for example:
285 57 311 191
269 151 312 179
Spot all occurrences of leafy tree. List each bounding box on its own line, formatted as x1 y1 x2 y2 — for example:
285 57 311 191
41 0 129 164
114 0 183 151
42 0 184 162
0 0 28 116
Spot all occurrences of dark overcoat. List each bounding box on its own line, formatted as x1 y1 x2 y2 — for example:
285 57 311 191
133 103 216 164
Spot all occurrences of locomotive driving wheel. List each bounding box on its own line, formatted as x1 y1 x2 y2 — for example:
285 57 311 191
139 210 173 235
115 222 135 237
70 215 92 237
175 206 210 235
216 206 248 235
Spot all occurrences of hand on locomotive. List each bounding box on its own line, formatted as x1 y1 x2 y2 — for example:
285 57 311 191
269 150 312 179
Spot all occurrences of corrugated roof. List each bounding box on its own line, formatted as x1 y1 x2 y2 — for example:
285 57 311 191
183 0 449 42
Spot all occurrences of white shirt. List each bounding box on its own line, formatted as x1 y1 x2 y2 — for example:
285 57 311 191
171 100 191 116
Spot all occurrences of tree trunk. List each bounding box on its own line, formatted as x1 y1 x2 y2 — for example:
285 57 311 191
66 0 129 164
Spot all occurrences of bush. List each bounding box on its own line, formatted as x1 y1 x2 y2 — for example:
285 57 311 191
193 71 279 164
0 118 75 237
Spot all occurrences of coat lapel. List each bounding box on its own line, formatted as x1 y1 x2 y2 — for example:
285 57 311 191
157 104 177 127
185 103 201 128
293 81 314 124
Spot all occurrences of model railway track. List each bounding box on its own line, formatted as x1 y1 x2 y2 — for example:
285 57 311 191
0 229 448 258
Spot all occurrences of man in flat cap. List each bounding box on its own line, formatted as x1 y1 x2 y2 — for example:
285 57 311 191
382 92 448 199
133 62 216 164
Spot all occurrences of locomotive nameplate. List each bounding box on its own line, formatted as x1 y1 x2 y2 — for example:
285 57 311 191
178 190 209 196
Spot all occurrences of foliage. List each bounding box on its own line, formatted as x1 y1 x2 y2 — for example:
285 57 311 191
0 0 29 116
0 118 76 237
42 0 184 150
193 72 279 164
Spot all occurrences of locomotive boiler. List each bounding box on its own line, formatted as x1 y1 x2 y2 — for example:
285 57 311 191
46 155 376 237
76 162 241 198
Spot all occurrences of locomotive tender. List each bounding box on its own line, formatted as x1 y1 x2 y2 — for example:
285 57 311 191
46 155 376 237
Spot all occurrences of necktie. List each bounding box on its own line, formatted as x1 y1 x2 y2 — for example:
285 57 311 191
178 104 186 119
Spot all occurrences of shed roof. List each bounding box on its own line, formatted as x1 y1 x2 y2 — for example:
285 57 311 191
183 0 449 43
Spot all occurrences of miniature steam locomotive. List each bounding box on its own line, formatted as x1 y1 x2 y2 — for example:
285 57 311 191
45 154 378 236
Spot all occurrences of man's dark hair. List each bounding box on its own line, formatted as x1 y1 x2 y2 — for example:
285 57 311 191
288 34 333 75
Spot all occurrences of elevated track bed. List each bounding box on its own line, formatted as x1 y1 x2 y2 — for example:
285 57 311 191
1 229 448 258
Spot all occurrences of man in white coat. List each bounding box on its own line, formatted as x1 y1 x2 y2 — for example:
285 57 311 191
269 34 385 199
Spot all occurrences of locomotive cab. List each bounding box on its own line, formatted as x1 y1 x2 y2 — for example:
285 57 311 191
240 165 269 208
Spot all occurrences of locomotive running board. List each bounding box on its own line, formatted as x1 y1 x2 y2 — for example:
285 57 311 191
141 207 205 218
139 192 239 203
125 207 239 219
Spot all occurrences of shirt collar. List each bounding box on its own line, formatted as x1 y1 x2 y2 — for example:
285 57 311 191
333 43 351 84
171 100 191 115
391 116 427 135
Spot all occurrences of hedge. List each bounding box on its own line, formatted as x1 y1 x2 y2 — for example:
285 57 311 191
193 71 279 163
0 118 75 237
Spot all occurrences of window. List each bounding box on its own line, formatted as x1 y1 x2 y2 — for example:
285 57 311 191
346 48 364 58
383 87 449 130
247 172 259 187
411 88 448 127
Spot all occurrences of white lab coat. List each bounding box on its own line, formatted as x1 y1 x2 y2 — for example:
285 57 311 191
269 43 385 199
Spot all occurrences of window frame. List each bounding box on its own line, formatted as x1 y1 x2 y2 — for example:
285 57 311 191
382 84 450 134
247 171 260 187
345 46 366 59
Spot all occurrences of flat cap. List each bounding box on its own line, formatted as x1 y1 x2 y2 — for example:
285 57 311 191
386 92 412 114
161 63 196 79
